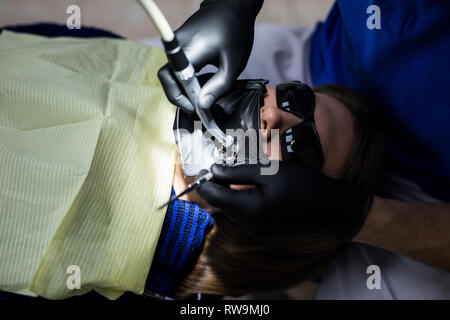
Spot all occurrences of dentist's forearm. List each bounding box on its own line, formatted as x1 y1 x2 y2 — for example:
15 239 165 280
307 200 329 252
353 196 450 272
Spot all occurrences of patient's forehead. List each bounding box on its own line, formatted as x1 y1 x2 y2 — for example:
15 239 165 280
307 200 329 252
313 92 354 178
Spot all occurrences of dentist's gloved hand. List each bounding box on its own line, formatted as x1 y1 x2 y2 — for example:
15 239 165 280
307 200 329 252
197 161 374 243
158 0 264 113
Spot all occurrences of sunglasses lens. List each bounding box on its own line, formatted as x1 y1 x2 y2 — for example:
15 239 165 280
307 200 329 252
276 82 315 118
281 124 323 169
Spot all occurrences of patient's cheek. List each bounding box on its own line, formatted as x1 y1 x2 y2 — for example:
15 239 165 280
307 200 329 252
203 184 256 214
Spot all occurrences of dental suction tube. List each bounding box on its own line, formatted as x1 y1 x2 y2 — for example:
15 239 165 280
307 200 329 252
138 0 234 149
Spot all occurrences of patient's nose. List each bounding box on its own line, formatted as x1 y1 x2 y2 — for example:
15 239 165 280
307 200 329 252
260 105 283 138
260 87 303 138
261 87 283 138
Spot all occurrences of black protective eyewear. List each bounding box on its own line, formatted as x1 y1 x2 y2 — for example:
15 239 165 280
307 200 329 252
276 81 324 169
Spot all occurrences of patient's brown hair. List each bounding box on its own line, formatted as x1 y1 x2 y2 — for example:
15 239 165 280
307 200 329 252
175 84 386 298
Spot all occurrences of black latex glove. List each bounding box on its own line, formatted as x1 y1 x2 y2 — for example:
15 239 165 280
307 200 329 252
197 161 374 243
158 0 264 113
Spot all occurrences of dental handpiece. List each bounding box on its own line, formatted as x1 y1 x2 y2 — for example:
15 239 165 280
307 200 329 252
163 39 234 149
137 0 234 149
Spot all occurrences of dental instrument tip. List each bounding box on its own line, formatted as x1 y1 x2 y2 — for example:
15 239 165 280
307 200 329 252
157 171 214 210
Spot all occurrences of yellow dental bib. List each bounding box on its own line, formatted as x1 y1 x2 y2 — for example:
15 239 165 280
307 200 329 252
0 31 176 299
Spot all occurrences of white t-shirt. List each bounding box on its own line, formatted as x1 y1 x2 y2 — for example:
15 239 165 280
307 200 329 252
316 173 450 300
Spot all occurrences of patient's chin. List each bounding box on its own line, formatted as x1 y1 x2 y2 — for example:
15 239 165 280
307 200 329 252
198 184 256 215
203 205 222 215
230 184 256 190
